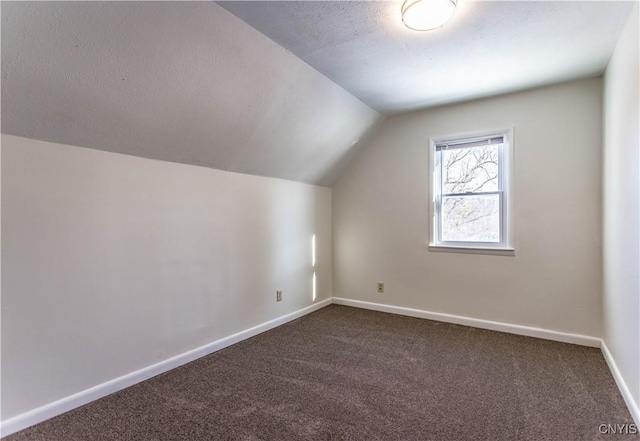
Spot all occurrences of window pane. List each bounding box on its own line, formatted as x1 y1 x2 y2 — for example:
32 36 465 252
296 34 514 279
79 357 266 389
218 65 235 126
441 194 500 242
442 145 500 194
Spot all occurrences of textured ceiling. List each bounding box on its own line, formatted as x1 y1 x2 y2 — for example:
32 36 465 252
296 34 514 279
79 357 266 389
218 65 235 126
219 1 634 114
1 2 382 186
2 2 634 186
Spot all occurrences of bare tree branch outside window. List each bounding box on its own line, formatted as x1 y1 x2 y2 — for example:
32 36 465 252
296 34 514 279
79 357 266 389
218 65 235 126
441 145 500 242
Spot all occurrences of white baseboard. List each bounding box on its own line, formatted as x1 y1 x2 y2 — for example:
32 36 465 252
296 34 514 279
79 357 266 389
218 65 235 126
601 341 640 426
332 297 601 348
0 298 332 438
335 298 640 424
6 297 636 438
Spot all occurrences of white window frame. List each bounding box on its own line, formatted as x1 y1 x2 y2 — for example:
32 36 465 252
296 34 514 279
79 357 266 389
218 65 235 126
428 129 515 256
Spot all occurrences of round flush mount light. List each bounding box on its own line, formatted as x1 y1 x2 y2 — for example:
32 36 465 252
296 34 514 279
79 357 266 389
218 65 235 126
401 0 457 31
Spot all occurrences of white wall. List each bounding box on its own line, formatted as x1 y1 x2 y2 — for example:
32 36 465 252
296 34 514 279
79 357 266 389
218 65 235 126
2 2 382 187
603 4 640 421
1 134 332 420
333 78 603 337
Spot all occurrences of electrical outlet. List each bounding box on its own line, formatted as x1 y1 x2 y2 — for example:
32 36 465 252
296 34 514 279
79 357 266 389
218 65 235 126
276 290 282 302
377 282 384 293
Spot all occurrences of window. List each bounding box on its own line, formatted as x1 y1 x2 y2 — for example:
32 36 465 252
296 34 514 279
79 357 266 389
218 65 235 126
430 130 514 254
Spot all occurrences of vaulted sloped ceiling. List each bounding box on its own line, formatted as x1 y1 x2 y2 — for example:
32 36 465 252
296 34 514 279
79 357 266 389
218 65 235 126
1 2 383 186
220 1 634 114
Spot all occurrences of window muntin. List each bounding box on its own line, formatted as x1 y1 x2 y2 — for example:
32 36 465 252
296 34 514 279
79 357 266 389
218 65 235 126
433 133 508 248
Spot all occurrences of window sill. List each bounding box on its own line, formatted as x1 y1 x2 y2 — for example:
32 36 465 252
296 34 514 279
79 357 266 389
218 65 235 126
428 245 515 256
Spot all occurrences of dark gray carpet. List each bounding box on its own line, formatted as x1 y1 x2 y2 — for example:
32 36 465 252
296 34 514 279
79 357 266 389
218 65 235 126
5 305 637 440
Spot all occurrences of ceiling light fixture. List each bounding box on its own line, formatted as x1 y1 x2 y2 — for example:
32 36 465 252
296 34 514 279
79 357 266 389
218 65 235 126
401 0 457 31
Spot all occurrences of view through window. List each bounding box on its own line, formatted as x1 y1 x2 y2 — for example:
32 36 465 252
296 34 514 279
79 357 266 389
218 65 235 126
433 133 508 247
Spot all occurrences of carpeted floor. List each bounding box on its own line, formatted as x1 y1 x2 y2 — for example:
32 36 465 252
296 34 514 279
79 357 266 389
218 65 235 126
5 305 637 440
